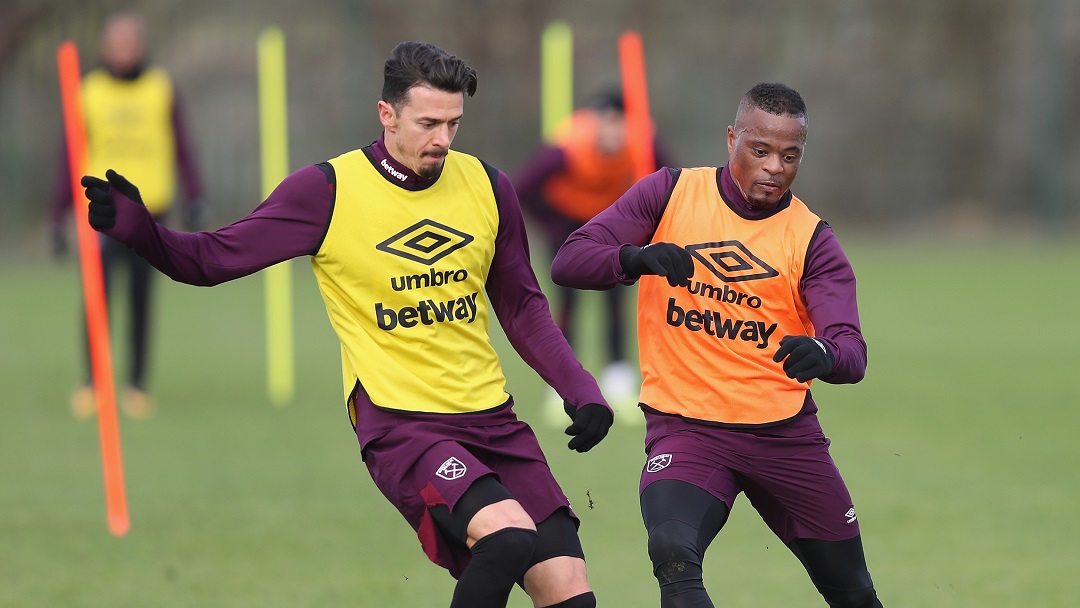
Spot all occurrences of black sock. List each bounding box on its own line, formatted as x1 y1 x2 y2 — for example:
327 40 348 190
450 527 537 608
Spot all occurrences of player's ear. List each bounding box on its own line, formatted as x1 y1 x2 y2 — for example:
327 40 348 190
378 100 397 132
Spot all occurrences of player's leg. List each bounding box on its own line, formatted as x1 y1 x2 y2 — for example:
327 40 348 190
603 285 625 365
433 474 539 608
546 217 581 344
70 235 119 418
599 286 638 423
520 509 594 607
640 479 730 608
740 417 882 607
788 536 882 607
127 247 153 392
86 235 120 384
115 245 154 417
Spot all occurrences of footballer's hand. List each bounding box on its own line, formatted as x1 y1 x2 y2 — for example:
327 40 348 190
773 335 834 383
81 170 145 232
81 175 116 231
621 243 694 287
563 401 613 453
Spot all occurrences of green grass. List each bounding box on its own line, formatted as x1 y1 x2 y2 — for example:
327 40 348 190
2 238 1079 607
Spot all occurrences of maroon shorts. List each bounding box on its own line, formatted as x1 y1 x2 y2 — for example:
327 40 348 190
639 410 860 544
362 407 575 578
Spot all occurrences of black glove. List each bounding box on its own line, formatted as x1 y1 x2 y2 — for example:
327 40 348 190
620 242 694 287
563 401 613 453
81 169 144 231
772 335 835 383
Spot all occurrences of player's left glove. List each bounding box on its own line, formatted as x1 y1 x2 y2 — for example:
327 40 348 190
563 401 613 453
772 335 835 383
81 169 144 231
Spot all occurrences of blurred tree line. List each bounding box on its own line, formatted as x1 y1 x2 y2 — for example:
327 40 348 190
1 0 1077 248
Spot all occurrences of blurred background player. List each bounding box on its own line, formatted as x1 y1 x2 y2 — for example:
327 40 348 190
514 91 672 420
51 12 205 419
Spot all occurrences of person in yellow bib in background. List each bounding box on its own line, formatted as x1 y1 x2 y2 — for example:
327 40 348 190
51 12 204 419
515 91 672 423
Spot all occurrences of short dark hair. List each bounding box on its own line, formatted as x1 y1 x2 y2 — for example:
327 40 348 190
382 42 477 109
588 89 625 113
740 82 807 121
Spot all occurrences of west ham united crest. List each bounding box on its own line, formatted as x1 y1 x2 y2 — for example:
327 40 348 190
436 456 467 481
646 453 672 473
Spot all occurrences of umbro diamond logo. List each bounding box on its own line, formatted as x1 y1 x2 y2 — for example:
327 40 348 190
845 507 857 524
376 219 474 266
686 240 778 283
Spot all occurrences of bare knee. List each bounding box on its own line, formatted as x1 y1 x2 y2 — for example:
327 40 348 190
466 499 536 547
524 556 591 607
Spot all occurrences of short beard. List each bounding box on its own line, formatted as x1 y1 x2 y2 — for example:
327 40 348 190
417 152 446 180
417 162 444 180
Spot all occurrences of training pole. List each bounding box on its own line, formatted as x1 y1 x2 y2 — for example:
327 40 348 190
541 21 573 141
258 27 295 406
618 31 655 180
57 40 130 537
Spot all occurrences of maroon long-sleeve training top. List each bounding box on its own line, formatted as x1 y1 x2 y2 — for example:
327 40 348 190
95 135 608 446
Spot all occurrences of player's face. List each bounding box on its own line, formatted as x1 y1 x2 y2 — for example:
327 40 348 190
379 85 463 179
726 107 807 209
101 16 145 77
594 108 627 156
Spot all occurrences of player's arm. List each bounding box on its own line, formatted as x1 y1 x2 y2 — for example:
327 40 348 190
484 168 611 451
550 167 682 290
81 165 332 286
170 87 206 229
790 225 867 384
511 144 566 215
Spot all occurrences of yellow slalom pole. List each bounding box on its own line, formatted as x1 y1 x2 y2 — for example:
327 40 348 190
258 27 294 406
541 21 573 141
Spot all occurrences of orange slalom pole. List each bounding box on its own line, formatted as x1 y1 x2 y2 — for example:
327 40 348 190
618 31 656 181
57 40 130 538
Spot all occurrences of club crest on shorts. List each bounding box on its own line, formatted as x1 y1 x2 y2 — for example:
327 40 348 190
646 453 672 473
436 456 467 481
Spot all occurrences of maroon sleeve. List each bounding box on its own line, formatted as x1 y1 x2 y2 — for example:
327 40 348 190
170 88 203 202
97 164 332 286
550 168 675 290
485 168 609 411
512 145 567 216
652 136 676 171
801 227 867 384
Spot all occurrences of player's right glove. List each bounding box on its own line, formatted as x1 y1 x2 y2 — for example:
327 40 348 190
620 242 695 287
563 401 613 453
81 169 144 231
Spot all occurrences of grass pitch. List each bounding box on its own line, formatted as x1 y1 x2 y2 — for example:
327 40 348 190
2 236 1078 607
